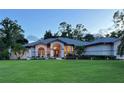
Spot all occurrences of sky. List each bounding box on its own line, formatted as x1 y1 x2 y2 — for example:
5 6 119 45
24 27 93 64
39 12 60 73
0 9 116 41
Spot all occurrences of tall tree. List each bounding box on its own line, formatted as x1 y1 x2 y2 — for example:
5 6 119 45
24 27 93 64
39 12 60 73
43 22 87 41
73 24 87 41
105 30 123 38
0 17 24 49
112 10 124 56
0 17 28 59
59 22 73 38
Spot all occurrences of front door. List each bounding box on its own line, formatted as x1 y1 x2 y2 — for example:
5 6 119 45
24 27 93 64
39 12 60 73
54 49 60 57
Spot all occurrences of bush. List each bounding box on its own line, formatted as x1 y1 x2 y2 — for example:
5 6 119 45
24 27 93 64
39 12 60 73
30 56 45 60
65 54 116 60
65 53 77 59
0 49 9 60
78 55 116 60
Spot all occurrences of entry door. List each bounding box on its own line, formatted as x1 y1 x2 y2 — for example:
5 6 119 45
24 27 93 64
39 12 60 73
54 50 60 57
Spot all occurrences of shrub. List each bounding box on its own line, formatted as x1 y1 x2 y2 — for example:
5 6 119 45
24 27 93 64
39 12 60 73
0 49 9 60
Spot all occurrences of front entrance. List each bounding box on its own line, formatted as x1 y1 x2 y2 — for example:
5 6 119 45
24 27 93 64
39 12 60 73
53 43 61 57
54 49 60 57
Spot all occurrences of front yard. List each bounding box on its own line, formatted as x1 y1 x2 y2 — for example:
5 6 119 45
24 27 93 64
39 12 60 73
0 60 124 83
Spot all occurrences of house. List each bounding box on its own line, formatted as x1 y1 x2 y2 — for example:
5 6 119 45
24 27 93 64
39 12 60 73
10 37 88 59
10 37 124 59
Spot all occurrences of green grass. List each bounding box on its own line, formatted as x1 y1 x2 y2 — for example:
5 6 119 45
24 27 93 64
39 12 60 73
0 60 124 83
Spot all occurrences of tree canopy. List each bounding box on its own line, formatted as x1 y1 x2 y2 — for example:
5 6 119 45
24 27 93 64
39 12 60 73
0 17 28 59
43 21 88 41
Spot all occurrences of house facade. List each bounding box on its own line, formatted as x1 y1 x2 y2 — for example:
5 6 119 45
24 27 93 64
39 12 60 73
10 37 124 59
17 37 87 59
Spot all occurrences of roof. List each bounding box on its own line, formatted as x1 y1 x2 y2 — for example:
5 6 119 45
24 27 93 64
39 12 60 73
85 37 119 46
24 37 88 47
24 37 119 47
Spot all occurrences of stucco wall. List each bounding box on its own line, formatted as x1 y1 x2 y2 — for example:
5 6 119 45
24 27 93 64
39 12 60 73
84 44 114 56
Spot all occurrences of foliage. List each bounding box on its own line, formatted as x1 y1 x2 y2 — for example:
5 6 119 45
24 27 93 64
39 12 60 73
74 46 85 56
0 17 28 59
111 10 124 56
106 30 124 38
83 34 95 41
13 43 27 59
59 22 73 38
43 22 88 41
0 49 9 60
117 37 124 56
44 30 53 39
72 24 87 41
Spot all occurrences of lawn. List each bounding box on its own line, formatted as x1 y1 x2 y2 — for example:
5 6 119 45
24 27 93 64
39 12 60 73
0 60 124 83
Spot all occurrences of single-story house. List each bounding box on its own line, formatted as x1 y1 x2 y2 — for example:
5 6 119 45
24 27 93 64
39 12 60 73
10 37 124 59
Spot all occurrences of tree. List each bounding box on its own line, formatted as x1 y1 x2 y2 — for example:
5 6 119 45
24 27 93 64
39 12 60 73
59 22 73 38
0 17 24 49
16 34 28 44
43 22 88 41
105 30 124 38
83 34 95 42
73 24 87 41
74 46 84 57
44 30 53 39
0 17 28 59
13 43 27 59
112 10 124 56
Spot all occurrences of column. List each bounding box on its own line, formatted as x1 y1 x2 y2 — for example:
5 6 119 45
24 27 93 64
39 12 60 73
45 48 47 58
61 48 64 58
28 48 32 58
50 49 54 58
35 48 38 57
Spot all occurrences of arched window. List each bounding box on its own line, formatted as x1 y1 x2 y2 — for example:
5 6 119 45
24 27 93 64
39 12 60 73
38 47 45 57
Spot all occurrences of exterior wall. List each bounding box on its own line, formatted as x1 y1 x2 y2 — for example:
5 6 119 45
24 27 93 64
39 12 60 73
29 47 35 57
84 44 114 56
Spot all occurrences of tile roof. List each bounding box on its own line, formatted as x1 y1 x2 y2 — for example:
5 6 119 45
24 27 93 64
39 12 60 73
24 37 88 47
85 37 119 46
24 37 119 47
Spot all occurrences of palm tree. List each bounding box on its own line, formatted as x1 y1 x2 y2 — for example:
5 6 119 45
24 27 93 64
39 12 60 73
117 35 124 56
113 10 124 56
13 43 27 59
